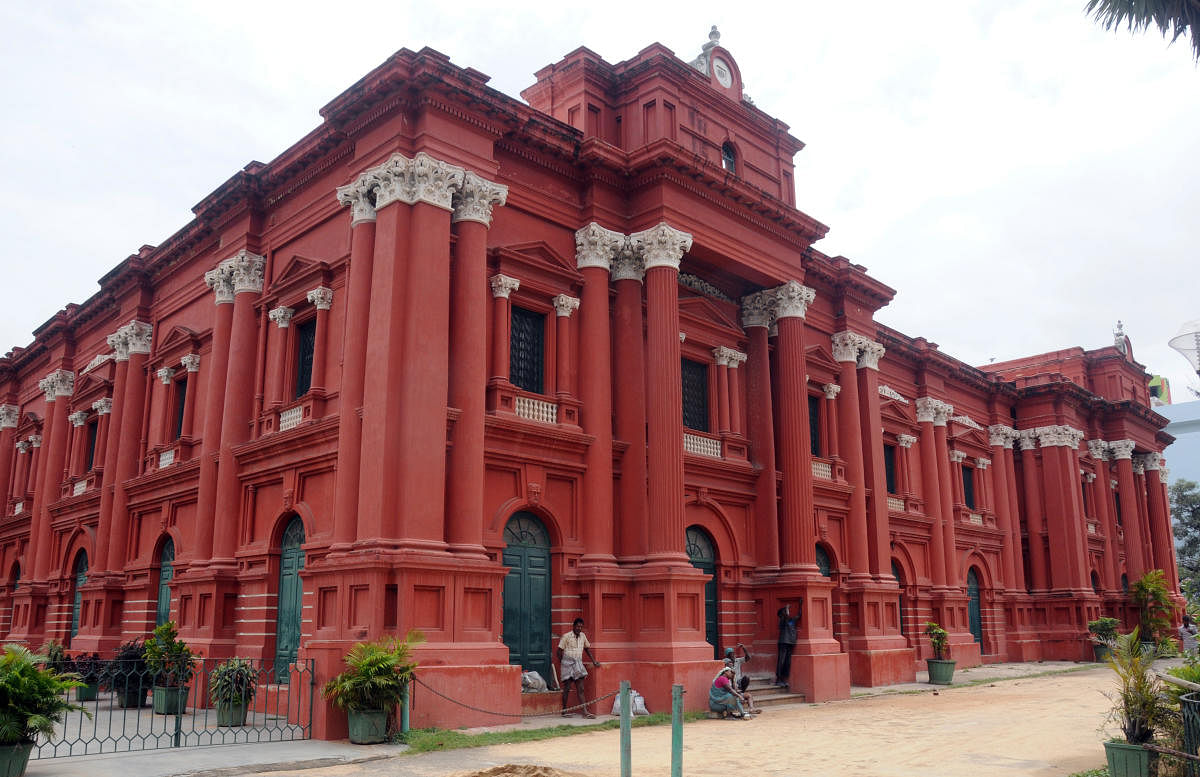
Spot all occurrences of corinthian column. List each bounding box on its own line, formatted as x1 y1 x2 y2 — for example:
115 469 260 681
988 425 1022 591
630 223 692 564
193 265 236 563
0 406 16 512
916 398 951 588
575 223 624 564
1140 453 1175 586
775 282 818 572
614 248 649 561
1087 440 1119 590
446 171 507 556
854 337 890 578
741 292 779 570
832 331 870 579
33 370 75 579
1110 440 1144 579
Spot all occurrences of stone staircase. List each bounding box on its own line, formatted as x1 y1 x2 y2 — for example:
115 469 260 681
743 674 806 708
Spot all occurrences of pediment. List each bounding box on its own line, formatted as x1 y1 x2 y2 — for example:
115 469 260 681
157 326 202 353
805 344 841 375
270 254 331 292
493 241 581 286
678 294 742 337
950 424 990 450
880 395 916 427
72 372 111 398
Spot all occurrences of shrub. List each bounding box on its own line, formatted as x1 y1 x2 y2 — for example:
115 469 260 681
1131 570 1173 643
144 621 195 687
209 658 258 706
1106 628 1167 745
1087 617 1120 644
924 622 950 660
0 644 87 745
323 632 423 713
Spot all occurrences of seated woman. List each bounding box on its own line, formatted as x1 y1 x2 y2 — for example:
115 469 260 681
709 667 750 719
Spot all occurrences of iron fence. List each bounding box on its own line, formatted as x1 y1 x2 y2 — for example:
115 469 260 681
36 656 314 759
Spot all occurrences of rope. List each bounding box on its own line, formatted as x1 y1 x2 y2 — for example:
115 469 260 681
412 675 620 719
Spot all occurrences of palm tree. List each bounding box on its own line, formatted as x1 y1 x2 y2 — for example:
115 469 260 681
1085 0 1200 60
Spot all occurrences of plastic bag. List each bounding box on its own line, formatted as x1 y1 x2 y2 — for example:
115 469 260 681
610 690 650 715
521 671 548 692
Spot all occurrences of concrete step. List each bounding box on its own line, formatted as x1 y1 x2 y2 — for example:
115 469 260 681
745 683 807 707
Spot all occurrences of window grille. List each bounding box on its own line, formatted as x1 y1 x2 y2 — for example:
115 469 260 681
510 307 545 395
961 467 976 510
84 421 99 471
681 358 709 432
883 443 897 494
294 318 316 399
721 142 736 172
808 394 821 456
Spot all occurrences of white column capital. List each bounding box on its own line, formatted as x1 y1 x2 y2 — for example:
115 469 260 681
897 433 917 449
975 457 991 470
228 250 266 294
269 306 295 328
712 345 745 367
1017 429 1040 451
1132 458 1145 475
832 331 862 363
107 320 153 361
181 354 201 373
857 340 885 370
610 244 645 283
949 450 967 464
28 435 42 448
0 405 17 429
307 286 334 310
629 222 692 271
389 151 466 210
489 274 520 299
1108 439 1136 460
575 223 626 271
157 367 176 385
335 171 381 225
204 264 236 304
68 411 89 427
988 424 1017 449
39 369 75 401
1037 425 1085 448
452 171 508 226
92 398 113 415
552 294 580 318
1086 439 1110 460
773 280 816 320
823 383 842 400
916 396 953 426
1137 452 1163 471
740 289 775 329
15 440 30 453
1083 471 1097 483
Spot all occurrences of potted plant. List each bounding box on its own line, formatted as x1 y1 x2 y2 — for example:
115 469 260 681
108 640 150 708
0 644 87 777
1131 570 1172 653
1088 617 1121 662
323 632 422 744
68 653 105 702
924 621 955 685
209 658 258 727
37 640 66 672
143 621 195 715
1103 627 1166 777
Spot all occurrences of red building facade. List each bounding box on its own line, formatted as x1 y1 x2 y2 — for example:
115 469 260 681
0 32 1179 736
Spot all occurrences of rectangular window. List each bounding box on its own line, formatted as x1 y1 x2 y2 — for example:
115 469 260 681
681 358 709 432
1114 492 1123 526
883 444 898 494
294 318 317 399
962 467 976 510
173 379 187 439
84 421 99 472
510 306 545 395
808 394 821 457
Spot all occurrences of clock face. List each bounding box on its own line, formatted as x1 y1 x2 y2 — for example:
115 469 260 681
712 58 732 88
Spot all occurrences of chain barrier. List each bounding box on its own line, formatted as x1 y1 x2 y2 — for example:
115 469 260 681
412 675 620 719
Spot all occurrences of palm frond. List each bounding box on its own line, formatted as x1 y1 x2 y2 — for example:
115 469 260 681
1085 0 1200 60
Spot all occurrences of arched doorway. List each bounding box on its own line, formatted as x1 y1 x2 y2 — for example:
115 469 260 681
70 551 88 642
967 566 983 646
892 560 907 636
1091 570 1102 594
502 512 552 682
274 516 305 681
156 538 175 627
686 525 719 659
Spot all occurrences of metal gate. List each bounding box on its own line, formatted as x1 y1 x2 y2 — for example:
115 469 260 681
35 657 314 759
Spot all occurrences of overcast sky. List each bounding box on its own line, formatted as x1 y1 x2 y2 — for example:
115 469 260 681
2 1 1197 403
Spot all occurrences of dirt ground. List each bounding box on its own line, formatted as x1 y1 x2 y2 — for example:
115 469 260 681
257 665 1119 777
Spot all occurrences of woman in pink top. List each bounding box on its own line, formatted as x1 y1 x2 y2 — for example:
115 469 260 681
709 667 749 719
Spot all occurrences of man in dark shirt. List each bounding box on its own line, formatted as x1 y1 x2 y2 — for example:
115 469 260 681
775 603 801 688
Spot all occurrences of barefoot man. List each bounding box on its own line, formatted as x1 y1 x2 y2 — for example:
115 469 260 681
558 617 601 717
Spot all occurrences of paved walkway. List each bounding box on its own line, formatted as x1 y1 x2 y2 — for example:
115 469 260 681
29 659 1128 777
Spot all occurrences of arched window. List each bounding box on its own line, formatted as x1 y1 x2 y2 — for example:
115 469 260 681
1091 570 1102 594
721 142 737 172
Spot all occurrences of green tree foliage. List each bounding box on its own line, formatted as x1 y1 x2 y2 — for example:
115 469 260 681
1173 479 1200 603
1086 0 1200 60
1132 569 1174 642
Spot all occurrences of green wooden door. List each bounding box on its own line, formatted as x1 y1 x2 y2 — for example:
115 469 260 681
71 552 88 641
967 567 983 645
274 517 305 681
892 560 906 635
156 538 175 627
501 513 552 683
686 526 719 659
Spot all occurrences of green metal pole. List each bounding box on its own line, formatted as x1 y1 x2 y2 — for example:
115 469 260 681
401 682 410 734
671 683 683 777
619 680 632 777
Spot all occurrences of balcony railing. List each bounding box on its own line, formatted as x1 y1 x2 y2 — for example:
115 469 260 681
887 496 905 512
811 460 832 480
514 396 558 425
683 432 722 459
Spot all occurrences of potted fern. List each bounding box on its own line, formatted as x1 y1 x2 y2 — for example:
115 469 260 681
144 621 195 715
323 632 422 744
1088 617 1120 662
209 658 258 727
0 644 87 777
1103 628 1165 777
108 640 150 708
925 621 955 685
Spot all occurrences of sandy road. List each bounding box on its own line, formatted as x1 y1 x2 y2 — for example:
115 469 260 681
257 665 1118 777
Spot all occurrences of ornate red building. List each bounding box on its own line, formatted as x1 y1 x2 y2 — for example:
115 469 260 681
0 30 1179 737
